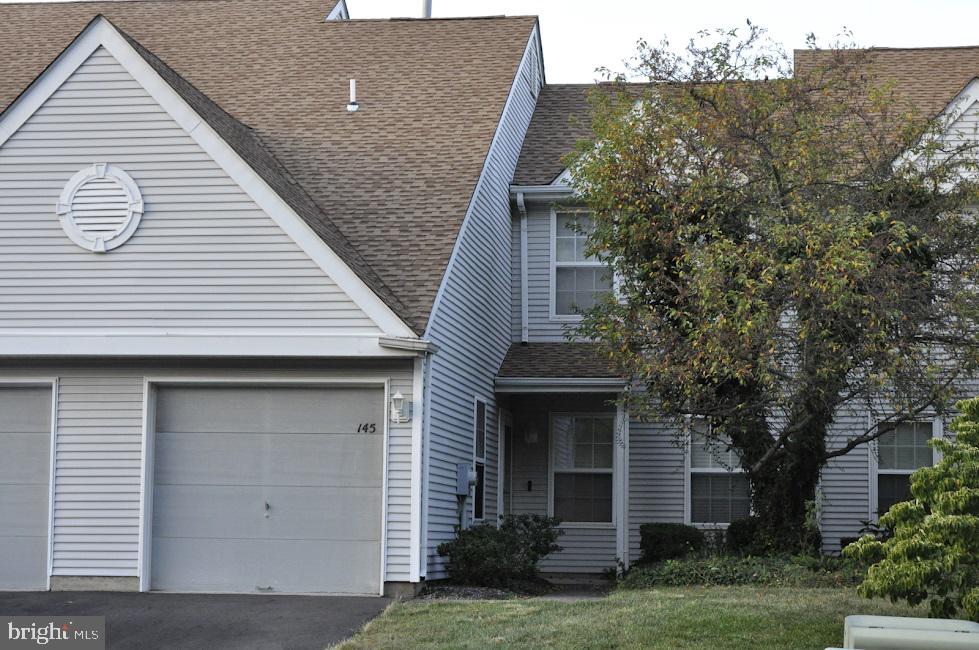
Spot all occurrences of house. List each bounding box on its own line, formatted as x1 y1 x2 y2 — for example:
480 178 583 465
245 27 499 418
0 0 974 596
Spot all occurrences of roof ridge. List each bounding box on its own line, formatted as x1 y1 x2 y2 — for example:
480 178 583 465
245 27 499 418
111 19 414 327
796 44 979 53
338 15 537 22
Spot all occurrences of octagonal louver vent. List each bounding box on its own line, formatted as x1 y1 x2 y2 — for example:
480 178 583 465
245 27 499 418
57 163 143 253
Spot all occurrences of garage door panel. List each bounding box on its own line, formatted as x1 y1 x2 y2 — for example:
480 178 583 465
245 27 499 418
0 540 48 590
0 386 52 590
0 387 51 433
264 539 381 594
0 485 49 536
152 538 381 594
0 432 50 484
154 485 382 541
152 385 385 594
154 431 382 487
155 386 384 434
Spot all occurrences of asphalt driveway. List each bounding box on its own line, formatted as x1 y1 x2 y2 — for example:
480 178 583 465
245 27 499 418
0 591 390 650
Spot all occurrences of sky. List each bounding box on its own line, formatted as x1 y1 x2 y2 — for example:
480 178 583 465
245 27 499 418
349 0 979 82
4 0 979 82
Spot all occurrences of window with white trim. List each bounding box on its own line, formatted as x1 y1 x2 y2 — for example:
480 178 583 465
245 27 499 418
875 420 934 516
551 413 615 523
552 211 612 318
689 424 750 524
474 400 487 521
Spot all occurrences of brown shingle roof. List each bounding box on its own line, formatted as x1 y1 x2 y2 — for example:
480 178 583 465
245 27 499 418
498 343 619 378
0 0 538 334
517 48 979 188
794 46 979 119
513 83 646 186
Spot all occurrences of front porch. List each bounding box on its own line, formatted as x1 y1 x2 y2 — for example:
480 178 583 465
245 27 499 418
496 343 629 575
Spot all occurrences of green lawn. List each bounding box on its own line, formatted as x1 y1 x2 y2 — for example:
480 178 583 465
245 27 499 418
336 586 925 650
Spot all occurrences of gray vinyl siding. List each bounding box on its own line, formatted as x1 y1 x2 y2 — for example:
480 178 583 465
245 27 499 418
0 361 414 583
511 201 579 342
540 528 616 574
423 27 541 579
627 418 687 561
819 406 871 553
0 47 379 333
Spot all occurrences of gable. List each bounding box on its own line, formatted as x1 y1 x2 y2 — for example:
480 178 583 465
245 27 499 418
0 2 538 333
0 46 382 336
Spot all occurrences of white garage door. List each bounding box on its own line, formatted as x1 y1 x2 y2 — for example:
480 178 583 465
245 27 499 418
151 385 385 594
0 385 52 590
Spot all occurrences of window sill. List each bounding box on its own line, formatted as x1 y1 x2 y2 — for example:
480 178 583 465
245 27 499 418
549 314 585 323
557 522 615 530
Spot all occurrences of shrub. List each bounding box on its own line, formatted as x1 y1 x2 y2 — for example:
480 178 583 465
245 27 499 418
436 514 562 588
726 517 762 555
639 523 705 563
620 554 866 589
846 397 979 621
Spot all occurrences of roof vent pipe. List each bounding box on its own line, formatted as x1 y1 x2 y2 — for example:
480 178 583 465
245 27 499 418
347 79 359 112
422 0 432 18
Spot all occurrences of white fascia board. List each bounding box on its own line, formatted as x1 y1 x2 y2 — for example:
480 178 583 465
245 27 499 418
0 17 416 341
509 183 574 203
0 333 418 358
425 24 542 335
494 377 625 393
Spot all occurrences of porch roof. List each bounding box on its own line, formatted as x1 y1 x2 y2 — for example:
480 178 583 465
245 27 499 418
496 343 622 392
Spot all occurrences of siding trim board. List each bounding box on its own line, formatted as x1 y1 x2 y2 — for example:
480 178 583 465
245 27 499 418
0 16 416 347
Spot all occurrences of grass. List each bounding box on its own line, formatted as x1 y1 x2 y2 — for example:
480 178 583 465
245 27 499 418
336 586 925 650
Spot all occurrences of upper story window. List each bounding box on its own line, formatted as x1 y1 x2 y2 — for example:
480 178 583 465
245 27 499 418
551 210 612 319
688 423 750 525
874 420 936 516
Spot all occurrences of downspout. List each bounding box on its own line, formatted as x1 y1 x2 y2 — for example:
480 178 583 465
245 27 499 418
516 191 529 343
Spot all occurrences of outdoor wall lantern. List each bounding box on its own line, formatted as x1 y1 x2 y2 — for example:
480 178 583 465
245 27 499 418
391 391 412 424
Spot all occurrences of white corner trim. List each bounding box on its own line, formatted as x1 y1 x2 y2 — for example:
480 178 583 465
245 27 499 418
0 17 415 340
615 402 630 568
408 354 427 582
424 23 541 337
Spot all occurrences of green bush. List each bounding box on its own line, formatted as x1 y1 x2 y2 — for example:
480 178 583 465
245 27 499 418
639 523 706 563
436 514 562 588
726 517 762 555
620 554 866 589
846 397 979 621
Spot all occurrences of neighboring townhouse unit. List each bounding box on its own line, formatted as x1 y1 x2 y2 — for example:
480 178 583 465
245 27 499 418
0 0 975 596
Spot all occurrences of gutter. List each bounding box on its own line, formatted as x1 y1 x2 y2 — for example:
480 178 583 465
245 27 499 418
509 184 575 202
378 336 439 354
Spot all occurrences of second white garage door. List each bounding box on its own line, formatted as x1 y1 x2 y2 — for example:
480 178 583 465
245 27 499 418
151 385 385 594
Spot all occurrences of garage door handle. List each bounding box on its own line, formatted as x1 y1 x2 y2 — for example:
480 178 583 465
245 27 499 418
264 501 271 518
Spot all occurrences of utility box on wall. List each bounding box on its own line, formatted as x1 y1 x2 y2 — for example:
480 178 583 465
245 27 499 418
456 462 476 496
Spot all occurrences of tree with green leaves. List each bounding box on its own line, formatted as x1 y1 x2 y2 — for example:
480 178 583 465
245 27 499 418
568 24 979 551
845 396 979 621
